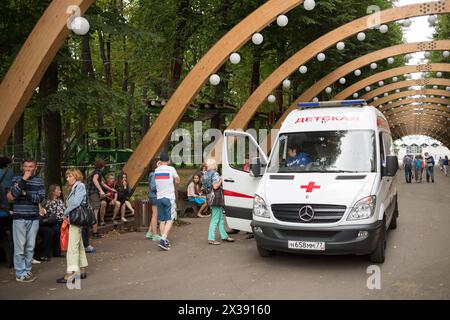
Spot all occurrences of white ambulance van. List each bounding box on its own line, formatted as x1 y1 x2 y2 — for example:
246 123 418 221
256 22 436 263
222 100 399 263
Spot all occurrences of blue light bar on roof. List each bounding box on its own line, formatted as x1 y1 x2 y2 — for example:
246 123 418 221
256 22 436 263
298 99 367 108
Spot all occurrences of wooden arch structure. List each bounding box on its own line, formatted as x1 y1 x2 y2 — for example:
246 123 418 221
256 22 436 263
379 97 450 111
227 2 450 133
334 64 450 100
362 78 450 101
369 89 450 108
2 0 450 188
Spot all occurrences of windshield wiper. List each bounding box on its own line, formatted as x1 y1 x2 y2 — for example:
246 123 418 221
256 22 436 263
323 170 361 173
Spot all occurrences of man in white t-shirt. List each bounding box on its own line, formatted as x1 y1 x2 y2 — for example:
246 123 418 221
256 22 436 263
154 153 180 251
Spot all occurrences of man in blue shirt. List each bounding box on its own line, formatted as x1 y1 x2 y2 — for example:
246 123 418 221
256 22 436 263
286 147 311 168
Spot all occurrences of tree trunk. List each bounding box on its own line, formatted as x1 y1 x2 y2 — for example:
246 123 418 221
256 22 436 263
14 113 24 161
126 77 135 149
168 0 190 97
42 62 61 191
250 48 261 94
141 85 150 137
36 115 42 161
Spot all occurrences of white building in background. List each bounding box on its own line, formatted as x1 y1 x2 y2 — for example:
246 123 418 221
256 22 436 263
394 135 450 161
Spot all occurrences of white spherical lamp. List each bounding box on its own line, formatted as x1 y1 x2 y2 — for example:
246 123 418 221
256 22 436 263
282 79 291 89
384 93 389 97
299 65 308 74
402 18 412 28
365 86 371 92
304 0 316 11
267 95 276 103
317 53 326 61
433 85 438 89
336 42 345 51
71 16 90 35
325 87 332 94
354 69 361 76
252 33 264 45
378 81 384 86
312 97 319 103
229 53 241 64
353 93 359 98
379 25 388 33
339 77 346 85
276 15 288 27
424 51 431 59
395 89 400 93
437 72 443 77
443 51 450 58
357 32 366 41
374 97 379 101
392 77 398 82
428 15 437 26
209 74 221 86
370 63 377 70
387 57 395 64
446 86 450 91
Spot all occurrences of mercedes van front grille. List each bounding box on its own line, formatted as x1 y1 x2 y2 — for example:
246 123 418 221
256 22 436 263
271 204 347 223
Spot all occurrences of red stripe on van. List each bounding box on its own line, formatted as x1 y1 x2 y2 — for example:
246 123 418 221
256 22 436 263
223 190 254 199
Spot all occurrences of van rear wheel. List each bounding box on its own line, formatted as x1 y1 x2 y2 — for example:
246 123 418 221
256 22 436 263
369 220 386 263
257 245 275 257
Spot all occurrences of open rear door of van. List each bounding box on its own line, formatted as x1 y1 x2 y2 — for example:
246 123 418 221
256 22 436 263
222 130 268 232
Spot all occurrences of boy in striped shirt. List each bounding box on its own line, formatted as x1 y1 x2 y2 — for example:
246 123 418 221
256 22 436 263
154 153 179 251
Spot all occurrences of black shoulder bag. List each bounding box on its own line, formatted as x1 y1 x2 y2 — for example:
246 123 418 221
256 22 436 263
69 185 97 227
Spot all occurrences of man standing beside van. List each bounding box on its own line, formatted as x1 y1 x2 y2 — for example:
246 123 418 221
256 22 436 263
424 152 435 183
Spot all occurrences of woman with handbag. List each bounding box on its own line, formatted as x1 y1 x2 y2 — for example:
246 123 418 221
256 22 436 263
204 158 234 245
57 168 89 283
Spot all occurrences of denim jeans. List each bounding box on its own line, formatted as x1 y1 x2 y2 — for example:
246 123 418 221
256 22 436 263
12 219 39 278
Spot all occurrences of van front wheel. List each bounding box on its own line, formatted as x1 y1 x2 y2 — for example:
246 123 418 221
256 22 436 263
257 245 275 257
369 220 386 263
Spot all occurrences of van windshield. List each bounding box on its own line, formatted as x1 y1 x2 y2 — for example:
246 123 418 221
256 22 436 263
267 130 376 173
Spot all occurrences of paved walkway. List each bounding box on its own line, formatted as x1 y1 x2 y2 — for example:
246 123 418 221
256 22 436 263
0 170 449 299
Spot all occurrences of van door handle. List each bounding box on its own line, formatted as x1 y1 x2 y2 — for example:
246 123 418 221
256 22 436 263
224 179 235 183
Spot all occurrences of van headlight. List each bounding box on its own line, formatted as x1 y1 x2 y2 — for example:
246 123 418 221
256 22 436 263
253 194 270 218
347 196 376 221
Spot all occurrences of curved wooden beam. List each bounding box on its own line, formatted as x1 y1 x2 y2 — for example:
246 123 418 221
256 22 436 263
227 2 450 132
0 0 94 147
362 78 450 101
379 97 450 112
371 89 450 107
334 63 450 100
123 0 304 188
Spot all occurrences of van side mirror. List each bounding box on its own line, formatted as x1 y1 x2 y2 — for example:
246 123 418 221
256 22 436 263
383 156 399 177
249 158 262 177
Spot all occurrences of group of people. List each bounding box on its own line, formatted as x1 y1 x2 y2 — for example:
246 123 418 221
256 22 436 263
0 156 135 283
145 154 234 250
402 153 448 184
0 153 239 284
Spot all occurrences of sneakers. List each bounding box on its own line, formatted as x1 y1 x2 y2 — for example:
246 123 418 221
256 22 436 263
16 272 37 283
100 220 106 226
145 232 153 239
152 235 161 242
31 258 41 264
121 217 128 222
158 239 170 251
85 245 96 253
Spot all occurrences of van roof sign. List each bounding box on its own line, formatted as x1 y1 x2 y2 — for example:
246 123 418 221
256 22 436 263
297 99 367 108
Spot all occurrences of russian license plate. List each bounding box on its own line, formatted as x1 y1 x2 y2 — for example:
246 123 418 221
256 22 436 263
288 241 325 251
